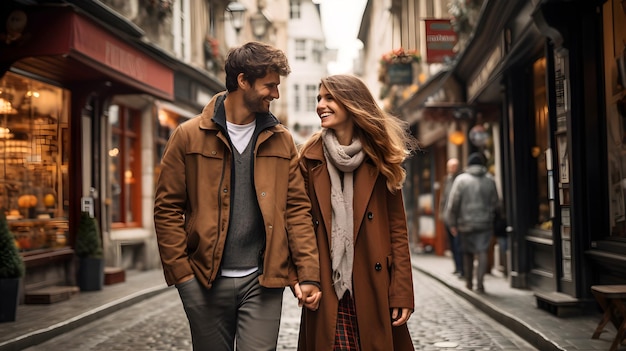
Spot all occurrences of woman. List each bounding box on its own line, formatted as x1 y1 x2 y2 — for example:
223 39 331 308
297 74 418 351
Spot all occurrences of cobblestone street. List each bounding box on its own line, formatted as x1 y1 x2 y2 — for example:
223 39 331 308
22 268 536 351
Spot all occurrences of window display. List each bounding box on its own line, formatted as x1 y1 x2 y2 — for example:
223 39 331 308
0 72 69 251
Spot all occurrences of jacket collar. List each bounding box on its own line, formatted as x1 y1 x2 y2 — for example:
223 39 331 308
199 91 281 134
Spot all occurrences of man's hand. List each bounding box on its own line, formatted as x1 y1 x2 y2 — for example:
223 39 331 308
391 307 412 326
294 282 322 311
450 226 458 237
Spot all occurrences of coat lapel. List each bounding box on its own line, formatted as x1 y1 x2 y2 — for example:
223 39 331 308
305 140 378 244
304 141 334 245
353 161 377 240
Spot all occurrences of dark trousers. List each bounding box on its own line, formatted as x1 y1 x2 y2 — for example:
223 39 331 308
446 225 463 275
176 272 284 351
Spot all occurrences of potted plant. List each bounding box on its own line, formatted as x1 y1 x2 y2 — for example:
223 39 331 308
0 210 25 322
75 211 104 291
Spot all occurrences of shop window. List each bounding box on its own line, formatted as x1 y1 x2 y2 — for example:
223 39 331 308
532 57 551 230
417 153 435 252
0 72 70 252
109 105 141 227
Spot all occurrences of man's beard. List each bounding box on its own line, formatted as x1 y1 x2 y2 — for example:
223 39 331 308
243 89 270 113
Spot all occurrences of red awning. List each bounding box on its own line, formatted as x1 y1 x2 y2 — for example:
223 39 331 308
1 6 173 101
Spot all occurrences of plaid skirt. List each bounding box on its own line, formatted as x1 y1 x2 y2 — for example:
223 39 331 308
334 292 361 351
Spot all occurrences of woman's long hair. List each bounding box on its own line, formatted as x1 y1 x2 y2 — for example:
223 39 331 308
302 74 419 191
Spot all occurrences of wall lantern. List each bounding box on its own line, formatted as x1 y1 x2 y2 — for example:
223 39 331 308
449 131 465 145
249 10 270 40
469 124 490 147
227 2 247 34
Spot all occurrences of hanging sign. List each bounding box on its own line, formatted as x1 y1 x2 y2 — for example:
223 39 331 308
424 19 457 64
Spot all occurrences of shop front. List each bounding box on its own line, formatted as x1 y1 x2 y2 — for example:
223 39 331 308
0 3 174 295
449 0 620 315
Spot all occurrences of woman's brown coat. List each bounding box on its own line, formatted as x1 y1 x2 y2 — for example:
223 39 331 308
297 138 415 351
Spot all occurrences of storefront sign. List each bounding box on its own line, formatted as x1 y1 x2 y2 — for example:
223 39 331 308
73 14 173 99
424 19 457 64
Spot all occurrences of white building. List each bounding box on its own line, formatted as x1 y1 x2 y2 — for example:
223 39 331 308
286 0 328 145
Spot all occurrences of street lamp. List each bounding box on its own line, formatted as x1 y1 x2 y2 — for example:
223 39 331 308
227 1 247 34
249 10 270 40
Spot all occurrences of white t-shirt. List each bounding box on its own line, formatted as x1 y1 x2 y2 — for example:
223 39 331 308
226 120 255 154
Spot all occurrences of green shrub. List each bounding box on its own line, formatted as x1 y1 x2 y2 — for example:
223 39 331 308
76 211 103 259
0 210 25 278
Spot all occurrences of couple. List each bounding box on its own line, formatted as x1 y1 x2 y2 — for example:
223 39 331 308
154 41 418 351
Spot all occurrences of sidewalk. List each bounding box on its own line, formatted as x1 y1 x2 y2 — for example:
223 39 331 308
0 255 620 351
412 253 617 351
0 270 171 351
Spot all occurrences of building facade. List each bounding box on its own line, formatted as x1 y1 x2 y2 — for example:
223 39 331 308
370 0 626 314
285 0 327 144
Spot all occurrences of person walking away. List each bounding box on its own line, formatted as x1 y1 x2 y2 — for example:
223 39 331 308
445 152 499 294
439 158 462 277
297 74 419 350
154 41 321 351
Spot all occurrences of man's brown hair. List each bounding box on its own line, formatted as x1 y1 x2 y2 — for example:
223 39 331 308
224 41 291 92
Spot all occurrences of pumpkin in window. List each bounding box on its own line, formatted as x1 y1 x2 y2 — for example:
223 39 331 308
17 194 37 208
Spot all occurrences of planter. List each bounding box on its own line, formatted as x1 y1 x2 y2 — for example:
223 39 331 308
0 278 20 322
77 257 104 291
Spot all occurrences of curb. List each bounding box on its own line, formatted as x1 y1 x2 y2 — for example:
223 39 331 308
412 262 566 351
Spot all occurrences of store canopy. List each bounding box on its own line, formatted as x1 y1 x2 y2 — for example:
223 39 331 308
0 6 174 101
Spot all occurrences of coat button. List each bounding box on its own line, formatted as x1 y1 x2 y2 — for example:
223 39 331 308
314 220 319 226
261 192 266 197
375 262 382 271
223 188 228 193
367 212 374 220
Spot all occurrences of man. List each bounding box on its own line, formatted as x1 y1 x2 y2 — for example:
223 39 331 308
154 41 321 351
439 158 462 277
445 152 498 293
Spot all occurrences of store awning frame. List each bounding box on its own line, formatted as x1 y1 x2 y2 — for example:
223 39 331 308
0 5 174 101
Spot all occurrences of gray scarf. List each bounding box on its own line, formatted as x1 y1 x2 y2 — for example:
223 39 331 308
321 129 365 299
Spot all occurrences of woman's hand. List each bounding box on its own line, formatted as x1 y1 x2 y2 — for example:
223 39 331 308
391 307 412 326
294 282 322 311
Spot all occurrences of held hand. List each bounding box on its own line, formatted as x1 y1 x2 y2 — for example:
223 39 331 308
298 283 322 311
391 307 412 326
450 227 458 237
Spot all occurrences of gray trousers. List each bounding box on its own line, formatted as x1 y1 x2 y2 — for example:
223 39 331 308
176 272 284 351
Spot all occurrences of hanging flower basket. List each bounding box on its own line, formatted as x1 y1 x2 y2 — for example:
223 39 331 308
379 48 421 85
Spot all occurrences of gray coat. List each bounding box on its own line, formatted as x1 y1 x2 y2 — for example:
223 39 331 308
445 165 499 233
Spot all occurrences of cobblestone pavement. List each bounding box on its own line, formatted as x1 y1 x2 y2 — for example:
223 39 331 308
22 269 536 351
